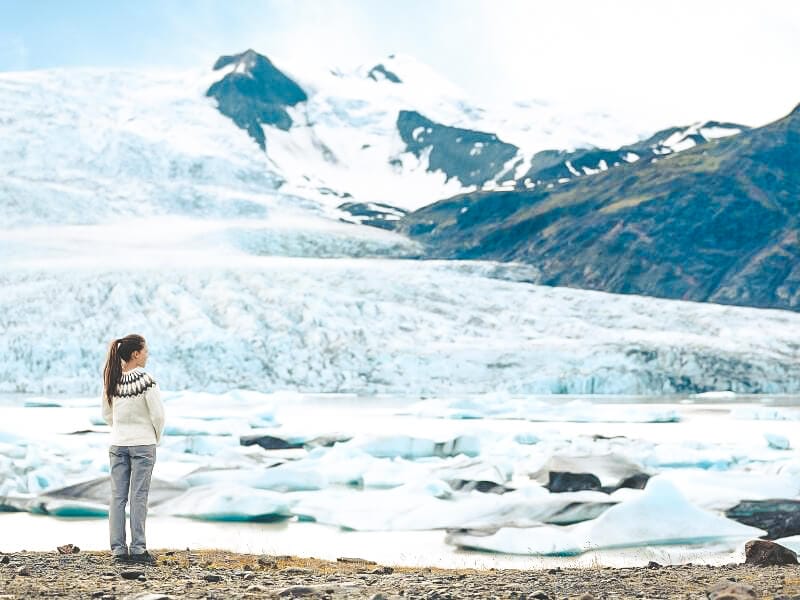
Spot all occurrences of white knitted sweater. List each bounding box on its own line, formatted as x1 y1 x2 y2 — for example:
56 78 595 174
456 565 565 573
101 367 165 446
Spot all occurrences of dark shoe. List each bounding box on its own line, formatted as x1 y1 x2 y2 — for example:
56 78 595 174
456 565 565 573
129 551 156 565
111 553 129 564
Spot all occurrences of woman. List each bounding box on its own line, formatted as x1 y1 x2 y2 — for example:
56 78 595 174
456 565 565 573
101 334 165 565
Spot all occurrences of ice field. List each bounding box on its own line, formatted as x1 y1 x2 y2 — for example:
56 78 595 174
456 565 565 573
2 391 800 565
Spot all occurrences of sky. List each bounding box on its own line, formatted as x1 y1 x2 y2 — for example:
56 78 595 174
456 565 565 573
1 0 799 129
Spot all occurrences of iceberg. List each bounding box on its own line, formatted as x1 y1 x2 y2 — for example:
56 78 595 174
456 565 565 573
159 484 294 521
447 477 766 555
185 463 328 492
406 397 680 423
291 481 619 532
353 435 480 459
731 407 800 421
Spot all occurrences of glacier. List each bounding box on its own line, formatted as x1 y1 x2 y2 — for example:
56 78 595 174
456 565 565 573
4 260 800 395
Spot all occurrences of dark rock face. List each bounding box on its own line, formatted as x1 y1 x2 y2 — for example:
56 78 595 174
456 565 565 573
744 539 798 566
367 64 401 83
448 479 511 494
400 106 800 312
207 49 307 151
240 434 350 451
546 472 602 493
520 122 745 188
616 473 650 490
338 201 408 231
240 434 302 451
545 471 650 494
726 500 800 539
396 110 519 187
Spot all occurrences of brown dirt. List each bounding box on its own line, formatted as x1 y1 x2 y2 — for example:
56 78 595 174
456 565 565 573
0 549 799 599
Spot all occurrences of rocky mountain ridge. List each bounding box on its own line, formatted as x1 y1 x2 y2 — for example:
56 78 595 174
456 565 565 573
399 104 800 311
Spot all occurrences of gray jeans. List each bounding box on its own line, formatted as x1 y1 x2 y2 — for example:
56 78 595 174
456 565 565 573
109 444 156 556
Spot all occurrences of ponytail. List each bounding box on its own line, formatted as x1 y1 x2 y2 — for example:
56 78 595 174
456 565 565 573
103 334 145 405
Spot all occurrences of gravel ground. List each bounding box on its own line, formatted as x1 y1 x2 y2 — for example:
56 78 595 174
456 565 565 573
1 549 799 599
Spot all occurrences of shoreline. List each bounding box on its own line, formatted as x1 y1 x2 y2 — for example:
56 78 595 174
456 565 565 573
1 549 798 599
0 512 748 570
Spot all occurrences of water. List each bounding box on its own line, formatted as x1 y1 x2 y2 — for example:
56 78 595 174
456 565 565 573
1 393 799 567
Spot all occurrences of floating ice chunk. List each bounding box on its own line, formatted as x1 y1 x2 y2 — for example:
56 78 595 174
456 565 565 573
692 391 737 399
28 499 108 517
161 484 294 521
0 431 23 444
641 443 739 470
24 399 62 407
657 468 800 511
0 474 27 499
529 454 646 488
448 477 765 555
353 435 480 459
290 485 498 531
0 443 26 458
292 481 614 532
22 445 44 469
185 463 327 492
731 407 800 420
303 444 378 487
581 477 765 548
26 466 66 494
514 432 540 445
448 523 583 556
162 435 236 456
765 433 791 450
28 476 186 512
360 458 429 488
163 418 247 436
407 397 679 423
422 455 514 494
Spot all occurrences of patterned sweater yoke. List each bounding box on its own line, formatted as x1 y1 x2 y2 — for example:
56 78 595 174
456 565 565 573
115 368 157 399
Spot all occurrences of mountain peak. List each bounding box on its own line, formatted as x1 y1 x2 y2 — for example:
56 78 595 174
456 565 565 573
207 49 307 150
212 49 273 75
367 63 402 84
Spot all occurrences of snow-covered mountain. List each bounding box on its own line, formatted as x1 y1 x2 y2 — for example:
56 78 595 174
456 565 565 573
1 54 796 396
205 50 726 213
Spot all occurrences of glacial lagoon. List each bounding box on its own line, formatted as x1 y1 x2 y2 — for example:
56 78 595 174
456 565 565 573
2 392 800 567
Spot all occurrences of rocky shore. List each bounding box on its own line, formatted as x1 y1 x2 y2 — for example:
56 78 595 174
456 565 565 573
1 549 800 599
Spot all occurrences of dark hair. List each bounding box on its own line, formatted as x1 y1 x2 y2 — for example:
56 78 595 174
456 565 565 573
103 334 146 405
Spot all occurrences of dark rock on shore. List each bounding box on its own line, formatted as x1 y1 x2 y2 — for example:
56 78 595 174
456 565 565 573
744 539 798 566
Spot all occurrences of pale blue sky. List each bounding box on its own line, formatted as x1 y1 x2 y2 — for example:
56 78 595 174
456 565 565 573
2 0 799 127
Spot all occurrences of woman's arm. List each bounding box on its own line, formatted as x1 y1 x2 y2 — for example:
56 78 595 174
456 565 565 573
145 383 165 444
101 392 113 426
